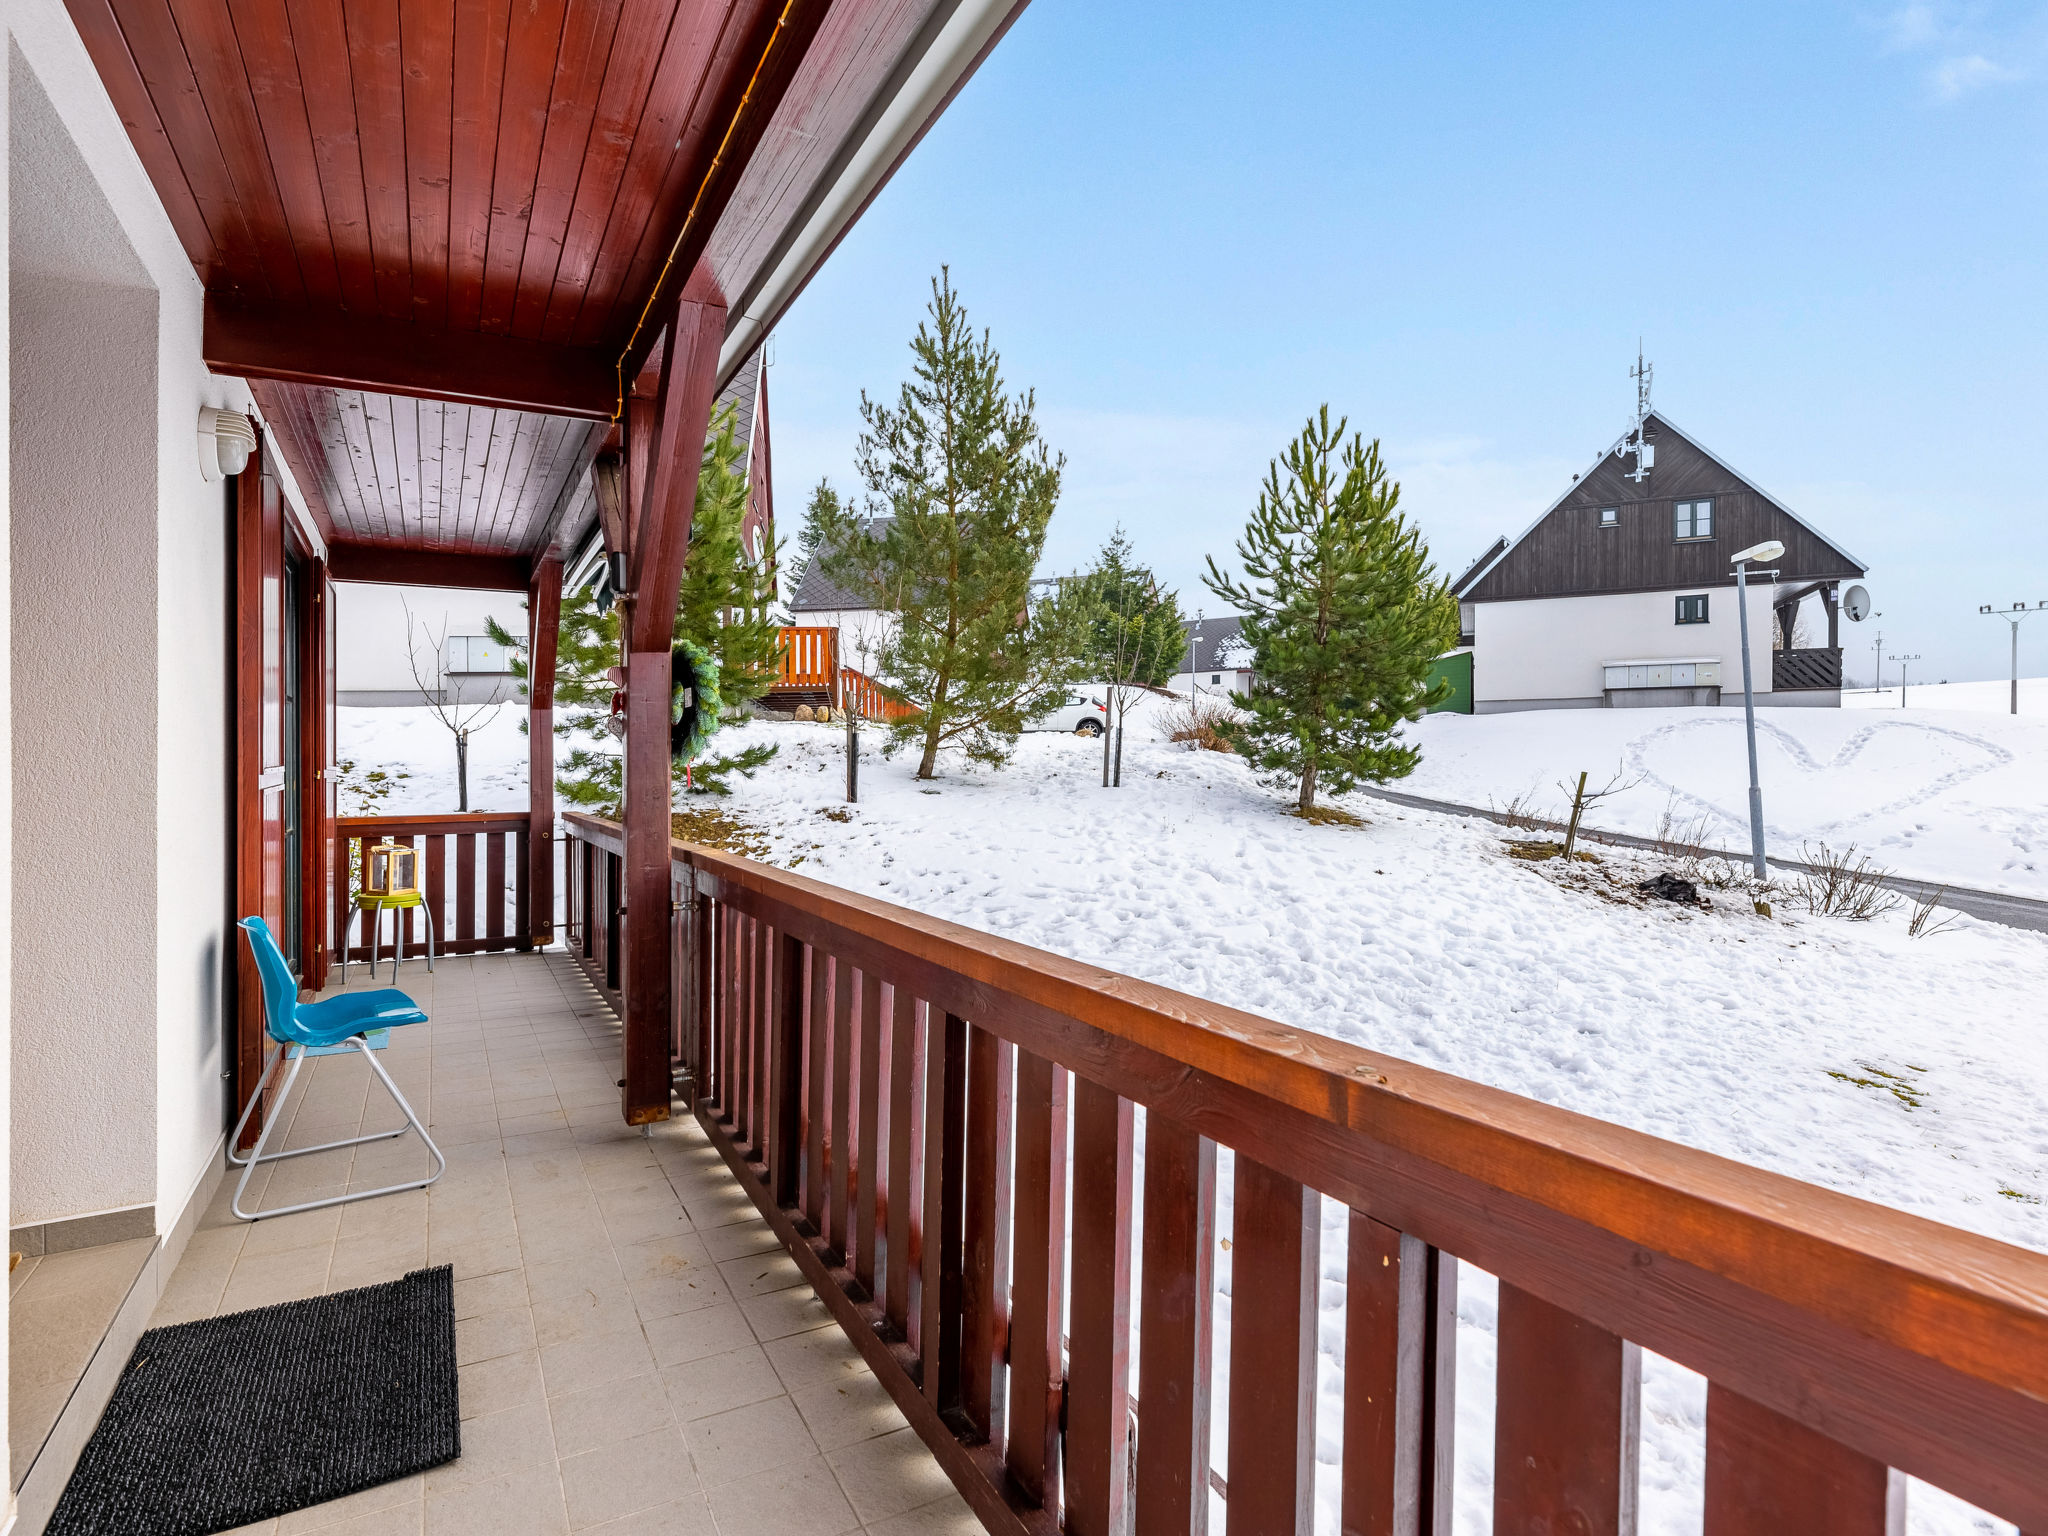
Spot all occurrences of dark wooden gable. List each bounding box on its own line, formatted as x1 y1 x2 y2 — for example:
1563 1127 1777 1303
1459 414 1863 602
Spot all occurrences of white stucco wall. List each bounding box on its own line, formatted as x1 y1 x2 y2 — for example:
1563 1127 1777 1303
337 581 528 698
793 607 897 674
6 4 291 1235
1472 585 1780 707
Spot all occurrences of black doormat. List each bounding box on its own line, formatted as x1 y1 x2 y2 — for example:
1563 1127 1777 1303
48 1265 461 1536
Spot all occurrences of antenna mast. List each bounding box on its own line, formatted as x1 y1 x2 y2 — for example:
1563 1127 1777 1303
1617 344 1655 484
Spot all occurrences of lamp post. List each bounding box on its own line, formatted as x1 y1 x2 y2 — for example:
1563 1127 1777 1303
1889 654 1921 708
1731 540 1784 889
1978 602 2045 715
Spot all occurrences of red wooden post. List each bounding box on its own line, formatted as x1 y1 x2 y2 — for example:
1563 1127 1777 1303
920 1011 966 1411
771 932 804 1206
1226 1154 1317 1536
1068 1076 1135 1536
804 947 828 1228
1493 1282 1640 1536
961 1024 1013 1443
829 959 856 1255
1138 1114 1216 1536
620 267 725 1125
855 969 884 1295
1704 1384 1903 1536
884 986 919 1335
526 551 561 944
1006 1050 1068 1515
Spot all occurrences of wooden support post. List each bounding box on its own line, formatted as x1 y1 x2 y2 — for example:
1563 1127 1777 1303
1704 1385 1904 1536
527 552 562 946
1493 1282 1640 1536
619 267 725 1125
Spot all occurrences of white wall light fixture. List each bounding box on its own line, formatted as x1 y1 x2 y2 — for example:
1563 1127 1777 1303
199 406 257 482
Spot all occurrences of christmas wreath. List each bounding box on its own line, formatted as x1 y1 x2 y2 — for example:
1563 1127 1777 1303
670 638 723 765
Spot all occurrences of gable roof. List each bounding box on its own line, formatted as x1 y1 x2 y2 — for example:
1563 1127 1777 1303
787 519 894 612
1451 410 1867 600
1179 615 1249 674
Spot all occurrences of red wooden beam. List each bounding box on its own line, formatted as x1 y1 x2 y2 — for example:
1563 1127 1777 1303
527 553 563 945
205 296 617 419
327 541 531 591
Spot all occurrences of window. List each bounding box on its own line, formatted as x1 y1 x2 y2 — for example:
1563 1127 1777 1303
1211 673 1221 684
1674 498 1714 540
1599 506 1618 527
1676 594 1709 624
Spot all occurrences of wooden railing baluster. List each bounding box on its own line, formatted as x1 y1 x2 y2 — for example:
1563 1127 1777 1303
829 960 856 1257
1226 1154 1317 1536
855 970 884 1296
1704 1384 1904 1535
804 947 829 1229
885 987 919 1337
1493 1282 1640 1536
1005 1050 1067 1517
1137 1113 1216 1536
751 918 772 1160
1067 1077 1135 1536
693 889 714 1109
1342 1216 1431 1536
961 1025 1013 1444
484 831 506 941
920 1010 967 1412
455 831 477 949
772 933 804 1206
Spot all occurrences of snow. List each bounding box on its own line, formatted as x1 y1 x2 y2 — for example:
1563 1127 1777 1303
338 696 2047 1536
1398 702 2048 898
1844 676 2046 714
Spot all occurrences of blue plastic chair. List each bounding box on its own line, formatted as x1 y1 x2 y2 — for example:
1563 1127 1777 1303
228 917 445 1221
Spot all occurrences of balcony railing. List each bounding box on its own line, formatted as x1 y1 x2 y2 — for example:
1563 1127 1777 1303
562 811 2048 1534
1773 645 1844 690
334 813 534 961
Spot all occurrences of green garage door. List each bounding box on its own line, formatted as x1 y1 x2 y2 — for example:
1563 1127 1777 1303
1426 651 1473 714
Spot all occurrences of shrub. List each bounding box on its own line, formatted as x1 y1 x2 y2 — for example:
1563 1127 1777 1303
1164 694 1239 753
1789 842 1902 920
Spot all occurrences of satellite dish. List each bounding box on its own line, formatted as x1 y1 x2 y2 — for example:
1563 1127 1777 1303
1842 584 1871 622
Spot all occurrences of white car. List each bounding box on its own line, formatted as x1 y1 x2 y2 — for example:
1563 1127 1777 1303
1023 688 1109 736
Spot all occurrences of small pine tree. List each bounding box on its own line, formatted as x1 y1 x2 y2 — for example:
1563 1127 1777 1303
1203 407 1458 812
1078 530 1184 787
493 402 781 809
812 269 1084 777
786 478 842 600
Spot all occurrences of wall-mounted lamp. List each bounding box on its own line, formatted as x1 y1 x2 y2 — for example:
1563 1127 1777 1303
198 406 257 482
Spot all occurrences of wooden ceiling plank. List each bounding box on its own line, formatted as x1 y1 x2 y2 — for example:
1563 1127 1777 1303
340 0 416 320
480 0 573 335
219 0 343 306
356 393 401 541
438 403 468 550
476 411 530 551
248 380 341 546
418 399 447 548
285 0 381 318
391 394 424 548
563 0 736 348
504 414 576 549
537 0 676 344
304 385 374 540
337 391 387 539
484 412 550 550
529 419 610 556
447 0 513 332
593 2 768 347
455 405 496 550
160 0 310 304
63 0 221 275
509 0 627 340
399 0 457 333
101 0 274 295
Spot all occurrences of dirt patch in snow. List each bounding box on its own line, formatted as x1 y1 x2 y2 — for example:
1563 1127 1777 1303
671 806 772 861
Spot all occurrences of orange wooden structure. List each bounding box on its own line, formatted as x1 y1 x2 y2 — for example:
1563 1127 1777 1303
563 813 2048 1536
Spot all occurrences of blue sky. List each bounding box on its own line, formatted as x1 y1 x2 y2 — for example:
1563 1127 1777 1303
770 1 2048 686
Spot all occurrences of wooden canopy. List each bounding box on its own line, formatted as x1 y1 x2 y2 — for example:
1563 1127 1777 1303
70 0 1029 577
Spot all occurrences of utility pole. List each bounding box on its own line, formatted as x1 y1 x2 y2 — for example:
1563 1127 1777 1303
1889 654 1921 708
1978 602 2045 715
1872 630 1884 694
1731 540 1784 899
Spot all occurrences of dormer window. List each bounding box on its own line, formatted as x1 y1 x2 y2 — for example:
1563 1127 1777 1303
1598 506 1618 527
1674 499 1714 540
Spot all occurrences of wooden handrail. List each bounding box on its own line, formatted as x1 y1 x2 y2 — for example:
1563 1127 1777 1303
336 811 534 960
560 811 2048 1531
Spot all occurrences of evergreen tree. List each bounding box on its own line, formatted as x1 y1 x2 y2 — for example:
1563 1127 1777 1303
493 402 780 809
786 478 842 600
1203 407 1458 812
1077 530 1184 787
812 270 1084 778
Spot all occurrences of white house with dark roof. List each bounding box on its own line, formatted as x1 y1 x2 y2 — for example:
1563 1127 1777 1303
1171 615 1254 700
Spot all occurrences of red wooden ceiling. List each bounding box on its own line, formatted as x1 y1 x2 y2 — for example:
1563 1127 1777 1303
67 0 1017 565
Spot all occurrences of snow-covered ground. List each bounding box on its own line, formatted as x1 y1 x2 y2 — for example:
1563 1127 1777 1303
339 697 2045 1535
1844 675 2045 714
1399 701 2048 898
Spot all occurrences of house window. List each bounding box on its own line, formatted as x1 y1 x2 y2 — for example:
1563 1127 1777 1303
1599 506 1618 527
1211 674 1221 685
1674 498 1714 540
1675 594 1709 624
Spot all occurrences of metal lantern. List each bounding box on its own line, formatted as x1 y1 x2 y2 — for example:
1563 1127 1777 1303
363 841 419 899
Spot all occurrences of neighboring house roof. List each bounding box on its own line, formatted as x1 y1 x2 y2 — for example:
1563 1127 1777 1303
1179 615 1249 674
1452 409 1867 601
787 519 893 612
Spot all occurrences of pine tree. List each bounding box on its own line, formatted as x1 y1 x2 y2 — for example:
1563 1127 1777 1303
493 402 780 809
1203 407 1459 812
812 270 1084 778
1078 529 1184 787
786 478 842 599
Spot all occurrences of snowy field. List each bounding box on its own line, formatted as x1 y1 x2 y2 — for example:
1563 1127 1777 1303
340 698 2047 1535
1399 695 2048 898
1844 675 2046 714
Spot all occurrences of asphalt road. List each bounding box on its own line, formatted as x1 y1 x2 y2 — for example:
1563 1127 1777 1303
1355 784 2048 936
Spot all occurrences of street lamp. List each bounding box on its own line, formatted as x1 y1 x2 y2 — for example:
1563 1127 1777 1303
1731 539 1784 888
1888 654 1922 708
1978 602 2045 715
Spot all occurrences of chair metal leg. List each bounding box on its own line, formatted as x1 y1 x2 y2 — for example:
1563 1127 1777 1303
225 1042 286 1168
231 1047 307 1218
232 1036 446 1221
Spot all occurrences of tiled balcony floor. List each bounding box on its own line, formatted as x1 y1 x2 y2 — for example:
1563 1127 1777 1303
152 951 972 1536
